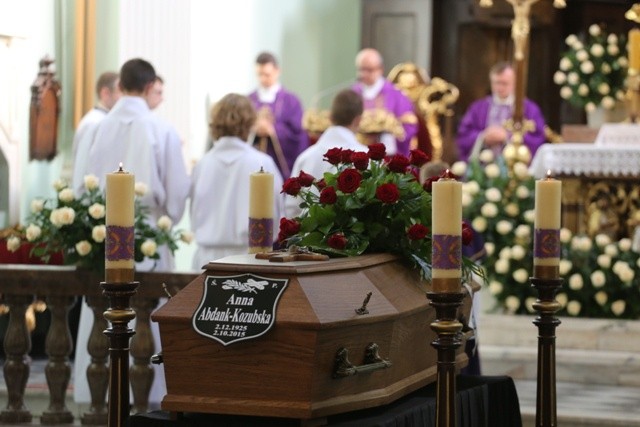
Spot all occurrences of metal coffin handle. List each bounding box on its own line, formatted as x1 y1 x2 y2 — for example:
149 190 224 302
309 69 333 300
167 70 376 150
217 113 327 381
333 342 392 378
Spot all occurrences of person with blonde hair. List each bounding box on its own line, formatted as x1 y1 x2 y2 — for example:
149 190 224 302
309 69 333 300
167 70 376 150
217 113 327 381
190 93 284 268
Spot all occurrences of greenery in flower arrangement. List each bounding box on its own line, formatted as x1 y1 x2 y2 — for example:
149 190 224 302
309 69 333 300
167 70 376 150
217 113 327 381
277 143 482 281
6 175 193 273
455 150 640 319
554 23 628 112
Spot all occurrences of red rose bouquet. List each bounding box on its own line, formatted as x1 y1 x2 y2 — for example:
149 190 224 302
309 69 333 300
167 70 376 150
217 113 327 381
278 143 479 279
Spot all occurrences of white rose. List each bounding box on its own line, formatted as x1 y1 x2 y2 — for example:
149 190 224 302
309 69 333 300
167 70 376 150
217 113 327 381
568 273 583 290
618 268 635 284
607 44 619 56
451 161 467 176
607 34 618 44
505 296 520 312
495 258 510 274
6 236 20 252
513 268 529 284
504 203 519 217
512 162 529 180
590 44 604 57
576 49 589 61
516 185 530 199
588 24 601 36
141 239 157 257
580 61 594 74
565 34 578 46
559 57 572 71
595 233 611 248
579 236 593 252
180 231 194 244
553 71 566 85
604 244 618 257
515 224 530 239
525 297 537 313
485 163 500 178
597 83 610 95
559 259 573 276
601 63 612 74
58 188 75 203
25 224 42 242
516 145 531 164
567 300 581 316
88 203 106 220
157 215 173 231
489 281 503 295
560 86 573 99
619 57 628 67
611 300 626 316
472 217 487 232
556 293 568 308
31 199 44 213
92 225 106 243
511 245 526 260
578 84 589 96
595 291 608 306
568 71 580 85
585 102 597 113
83 174 99 191
478 149 494 163
52 179 66 191
50 207 75 228
485 188 502 202
523 209 535 223
463 181 480 196
484 242 495 256
75 240 92 256
499 247 512 260
496 220 513 235
462 192 473 208
616 90 626 101
135 182 148 197
481 203 498 218
591 270 606 288
618 238 632 252
573 41 584 50
596 254 611 269
601 96 615 110
559 227 572 243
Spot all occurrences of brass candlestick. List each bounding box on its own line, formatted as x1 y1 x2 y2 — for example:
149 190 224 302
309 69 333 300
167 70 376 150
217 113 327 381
427 289 465 427
102 281 139 427
530 276 563 427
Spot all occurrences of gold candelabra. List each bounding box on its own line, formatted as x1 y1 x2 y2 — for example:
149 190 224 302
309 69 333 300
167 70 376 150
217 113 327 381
626 4 640 122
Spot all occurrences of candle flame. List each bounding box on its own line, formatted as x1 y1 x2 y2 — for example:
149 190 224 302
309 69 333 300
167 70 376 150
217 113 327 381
118 162 124 172
546 169 553 179
440 169 457 180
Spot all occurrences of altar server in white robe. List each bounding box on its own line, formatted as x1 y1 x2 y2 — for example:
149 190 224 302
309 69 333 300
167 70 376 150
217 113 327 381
285 89 367 218
190 93 284 269
74 58 189 406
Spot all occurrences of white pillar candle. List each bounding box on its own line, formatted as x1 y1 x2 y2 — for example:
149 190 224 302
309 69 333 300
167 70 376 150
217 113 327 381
105 163 135 283
248 168 274 254
534 172 562 279
431 174 462 292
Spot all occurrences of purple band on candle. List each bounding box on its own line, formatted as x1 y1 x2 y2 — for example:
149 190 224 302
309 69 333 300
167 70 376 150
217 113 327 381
534 228 560 258
249 218 273 247
432 234 461 270
106 225 134 261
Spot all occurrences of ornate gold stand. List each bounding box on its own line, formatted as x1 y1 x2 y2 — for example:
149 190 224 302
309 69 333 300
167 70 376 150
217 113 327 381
427 290 464 427
530 277 563 427
102 281 139 427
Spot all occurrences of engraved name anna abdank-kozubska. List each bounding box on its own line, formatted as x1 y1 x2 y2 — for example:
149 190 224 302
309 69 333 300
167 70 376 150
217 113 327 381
192 273 289 346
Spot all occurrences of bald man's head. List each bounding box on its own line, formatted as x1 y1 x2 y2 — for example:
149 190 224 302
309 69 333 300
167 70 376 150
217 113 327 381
356 48 384 86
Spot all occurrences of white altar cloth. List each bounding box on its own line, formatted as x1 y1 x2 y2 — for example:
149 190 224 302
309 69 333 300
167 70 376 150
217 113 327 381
529 143 640 178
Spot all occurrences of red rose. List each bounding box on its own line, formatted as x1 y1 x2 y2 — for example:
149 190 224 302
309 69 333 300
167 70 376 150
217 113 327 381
409 149 430 167
341 149 355 164
327 233 348 249
297 170 315 187
368 143 386 160
319 186 337 204
277 217 300 242
351 152 369 170
315 178 327 190
462 222 474 246
336 168 362 193
324 147 343 165
422 176 438 193
281 177 302 195
407 223 429 240
375 183 400 204
386 154 411 173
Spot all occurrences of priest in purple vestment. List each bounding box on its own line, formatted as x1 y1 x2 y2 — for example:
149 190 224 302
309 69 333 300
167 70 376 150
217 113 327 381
456 61 546 162
352 48 418 156
249 52 307 178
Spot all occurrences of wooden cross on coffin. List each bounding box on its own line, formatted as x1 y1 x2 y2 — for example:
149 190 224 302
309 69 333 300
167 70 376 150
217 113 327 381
255 245 330 262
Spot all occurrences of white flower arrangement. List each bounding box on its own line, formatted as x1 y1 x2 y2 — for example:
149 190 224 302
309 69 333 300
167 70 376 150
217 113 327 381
556 24 627 111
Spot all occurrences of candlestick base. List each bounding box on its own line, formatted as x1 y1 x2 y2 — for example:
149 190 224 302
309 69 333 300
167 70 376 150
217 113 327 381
530 276 563 427
426 291 464 427
101 281 139 427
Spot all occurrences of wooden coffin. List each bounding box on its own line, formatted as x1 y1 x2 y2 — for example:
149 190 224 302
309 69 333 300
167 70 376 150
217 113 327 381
153 253 474 420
